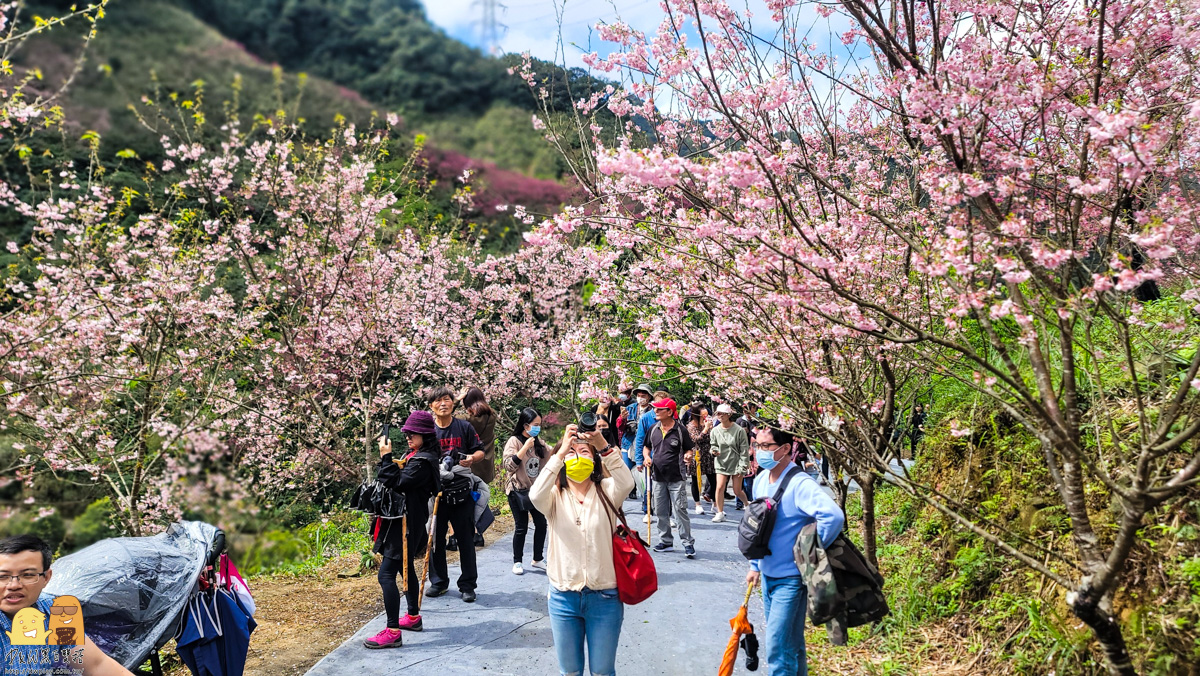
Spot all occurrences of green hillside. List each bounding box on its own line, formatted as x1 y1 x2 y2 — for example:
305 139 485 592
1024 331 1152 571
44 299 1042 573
23 0 380 158
16 0 604 178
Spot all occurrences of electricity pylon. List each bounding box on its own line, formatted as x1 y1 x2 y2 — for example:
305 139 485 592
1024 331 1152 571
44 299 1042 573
474 0 507 55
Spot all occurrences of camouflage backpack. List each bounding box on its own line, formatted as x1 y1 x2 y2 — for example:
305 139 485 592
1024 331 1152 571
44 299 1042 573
794 523 890 627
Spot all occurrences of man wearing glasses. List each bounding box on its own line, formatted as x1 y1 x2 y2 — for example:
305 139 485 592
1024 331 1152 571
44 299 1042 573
0 534 133 675
744 426 844 676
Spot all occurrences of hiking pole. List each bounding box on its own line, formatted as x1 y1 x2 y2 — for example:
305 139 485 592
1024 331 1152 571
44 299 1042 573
401 513 409 591
418 493 442 611
645 467 652 543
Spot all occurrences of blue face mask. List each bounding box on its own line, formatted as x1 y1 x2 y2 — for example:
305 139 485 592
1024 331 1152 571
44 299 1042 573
756 449 780 470
529 425 541 437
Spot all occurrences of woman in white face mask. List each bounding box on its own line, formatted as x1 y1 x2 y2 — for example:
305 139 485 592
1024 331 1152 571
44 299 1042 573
502 407 550 575
530 419 636 676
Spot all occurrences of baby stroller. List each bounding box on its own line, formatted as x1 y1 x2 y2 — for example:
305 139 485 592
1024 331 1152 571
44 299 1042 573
43 521 247 675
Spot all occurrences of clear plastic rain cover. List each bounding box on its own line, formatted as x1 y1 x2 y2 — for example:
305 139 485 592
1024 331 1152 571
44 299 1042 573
44 521 218 669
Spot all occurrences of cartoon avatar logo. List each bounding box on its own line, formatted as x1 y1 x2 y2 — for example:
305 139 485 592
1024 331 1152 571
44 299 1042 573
6 606 48 645
48 595 84 646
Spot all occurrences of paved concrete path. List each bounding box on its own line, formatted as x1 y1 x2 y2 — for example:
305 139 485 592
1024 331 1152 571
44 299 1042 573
306 495 765 676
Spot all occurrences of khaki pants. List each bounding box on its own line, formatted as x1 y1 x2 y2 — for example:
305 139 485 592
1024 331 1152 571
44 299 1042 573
654 480 694 547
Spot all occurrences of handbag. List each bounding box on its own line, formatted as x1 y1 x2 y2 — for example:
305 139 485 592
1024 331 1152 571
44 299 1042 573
509 488 535 512
597 483 658 605
349 481 376 512
350 480 405 519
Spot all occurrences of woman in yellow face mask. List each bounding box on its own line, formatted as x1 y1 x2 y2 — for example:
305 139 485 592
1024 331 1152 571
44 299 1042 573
529 417 636 676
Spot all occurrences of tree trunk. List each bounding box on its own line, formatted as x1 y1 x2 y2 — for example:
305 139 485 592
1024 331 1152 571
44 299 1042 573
859 472 878 569
365 417 375 483
1071 586 1136 676
834 479 849 512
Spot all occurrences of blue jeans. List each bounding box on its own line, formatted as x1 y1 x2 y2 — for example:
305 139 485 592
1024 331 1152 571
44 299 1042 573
762 575 808 676
548 586 624 676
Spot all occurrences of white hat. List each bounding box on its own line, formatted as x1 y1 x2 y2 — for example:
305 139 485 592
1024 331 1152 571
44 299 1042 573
715 403 734 414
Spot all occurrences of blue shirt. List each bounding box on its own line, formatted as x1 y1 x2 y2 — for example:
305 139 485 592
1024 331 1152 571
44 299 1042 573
631 409 658 465
750 462 844 578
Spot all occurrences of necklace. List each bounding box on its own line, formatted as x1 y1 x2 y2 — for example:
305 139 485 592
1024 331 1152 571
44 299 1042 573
567 488 588 526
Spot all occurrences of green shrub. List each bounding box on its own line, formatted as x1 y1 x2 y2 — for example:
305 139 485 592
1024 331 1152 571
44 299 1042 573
274 502 323 530
66 498 120 551
241 530 309 574
930 544 1001 613
891 498 920 536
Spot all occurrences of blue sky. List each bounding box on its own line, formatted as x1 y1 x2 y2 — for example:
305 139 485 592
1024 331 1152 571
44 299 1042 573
419 0 853 66
422 0 673 68
419 0 860 116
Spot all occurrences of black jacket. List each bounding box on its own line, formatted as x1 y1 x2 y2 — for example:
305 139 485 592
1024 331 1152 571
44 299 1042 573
372 447 440 560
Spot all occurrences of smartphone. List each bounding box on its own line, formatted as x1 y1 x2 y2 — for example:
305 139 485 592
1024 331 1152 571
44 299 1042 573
380 422 391 440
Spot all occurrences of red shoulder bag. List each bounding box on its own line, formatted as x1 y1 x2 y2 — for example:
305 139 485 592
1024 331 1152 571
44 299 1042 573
598 484 658 605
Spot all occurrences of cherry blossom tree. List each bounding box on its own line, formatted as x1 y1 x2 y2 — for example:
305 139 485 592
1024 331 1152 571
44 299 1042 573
1 132 269 534
2 64 588 532
525 0 1200 669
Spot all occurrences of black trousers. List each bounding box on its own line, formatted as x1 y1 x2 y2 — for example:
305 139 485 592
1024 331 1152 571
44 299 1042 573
429 499 478 592
378 554 419 626
508 492 547 563
690 472 716 502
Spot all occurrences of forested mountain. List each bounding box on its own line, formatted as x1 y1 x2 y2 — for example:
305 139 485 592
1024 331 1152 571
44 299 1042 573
22 0 609 160
178 0 534 116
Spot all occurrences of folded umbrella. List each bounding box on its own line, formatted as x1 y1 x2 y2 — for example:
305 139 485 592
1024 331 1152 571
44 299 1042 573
718 582 757 676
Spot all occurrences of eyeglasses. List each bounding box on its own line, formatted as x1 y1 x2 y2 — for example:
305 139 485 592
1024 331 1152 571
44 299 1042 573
752 443 785 453
0 572 46 586
49 605 78 616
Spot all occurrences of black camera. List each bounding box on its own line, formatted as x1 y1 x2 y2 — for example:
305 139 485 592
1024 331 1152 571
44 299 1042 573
577 411 598 433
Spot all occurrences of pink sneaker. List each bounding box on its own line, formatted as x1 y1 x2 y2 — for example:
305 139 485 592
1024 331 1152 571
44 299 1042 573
364 627 403 649
399 614 423 631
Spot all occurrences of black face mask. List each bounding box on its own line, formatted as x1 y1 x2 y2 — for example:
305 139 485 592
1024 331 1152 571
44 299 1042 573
602 427 619 447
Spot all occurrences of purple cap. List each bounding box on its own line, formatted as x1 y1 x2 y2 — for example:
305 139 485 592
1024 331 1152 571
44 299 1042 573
401 410 437 435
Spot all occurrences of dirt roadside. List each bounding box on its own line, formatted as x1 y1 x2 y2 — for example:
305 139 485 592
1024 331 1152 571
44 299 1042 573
165 513 516 676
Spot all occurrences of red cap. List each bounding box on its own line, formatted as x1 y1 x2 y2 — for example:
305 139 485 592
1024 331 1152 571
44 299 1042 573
652 398 677 416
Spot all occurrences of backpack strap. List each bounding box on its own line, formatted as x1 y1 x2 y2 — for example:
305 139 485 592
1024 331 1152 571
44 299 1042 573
770 466 802 503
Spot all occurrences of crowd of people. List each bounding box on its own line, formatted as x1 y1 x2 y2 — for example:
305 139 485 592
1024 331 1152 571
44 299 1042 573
0 383 850 676
359 383 848 676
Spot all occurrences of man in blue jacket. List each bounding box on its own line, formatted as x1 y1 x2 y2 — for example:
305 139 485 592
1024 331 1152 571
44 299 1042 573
631 389 669 516
621 384 652 501
745 426 844 676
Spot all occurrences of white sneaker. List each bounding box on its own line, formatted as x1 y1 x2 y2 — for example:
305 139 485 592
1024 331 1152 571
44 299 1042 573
530 559 545 570
712 512 726 523
512 562 524 575
694 505 705 515
670 518 678 528
643 514 653 524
